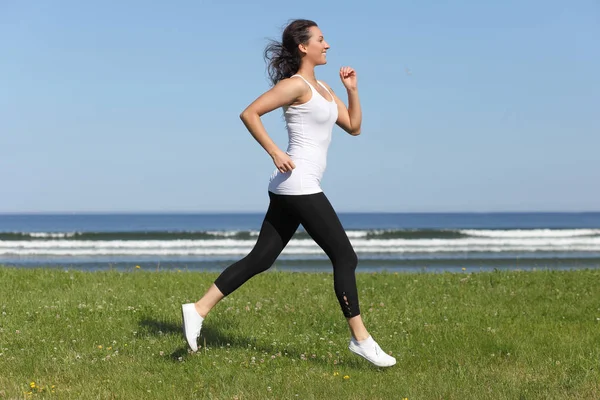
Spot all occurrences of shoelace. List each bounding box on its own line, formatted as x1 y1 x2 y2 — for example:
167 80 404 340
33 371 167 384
373 343 381 356
353 339 384 357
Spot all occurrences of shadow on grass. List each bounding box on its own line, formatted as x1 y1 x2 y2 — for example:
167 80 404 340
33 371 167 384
138 316 375 369
139 318 181 336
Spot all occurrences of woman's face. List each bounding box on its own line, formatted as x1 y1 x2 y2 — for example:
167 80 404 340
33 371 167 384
300 26 330 66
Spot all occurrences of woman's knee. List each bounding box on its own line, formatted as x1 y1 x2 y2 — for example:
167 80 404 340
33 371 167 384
247 244 281 272
336 247 358 271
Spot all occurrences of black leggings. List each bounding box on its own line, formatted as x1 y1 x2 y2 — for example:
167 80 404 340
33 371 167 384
214 191 360 318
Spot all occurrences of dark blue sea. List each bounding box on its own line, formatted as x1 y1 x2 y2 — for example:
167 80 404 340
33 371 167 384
1 212 599 273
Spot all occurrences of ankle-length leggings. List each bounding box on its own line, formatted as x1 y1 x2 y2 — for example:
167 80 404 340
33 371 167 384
214 191 360 318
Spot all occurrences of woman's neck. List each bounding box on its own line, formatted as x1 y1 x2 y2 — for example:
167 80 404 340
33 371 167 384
296 65 317 82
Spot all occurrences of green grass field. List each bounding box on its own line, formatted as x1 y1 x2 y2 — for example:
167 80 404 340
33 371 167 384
0 267 599 399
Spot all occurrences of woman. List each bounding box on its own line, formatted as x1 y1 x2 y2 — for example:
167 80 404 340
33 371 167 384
182 19 396 367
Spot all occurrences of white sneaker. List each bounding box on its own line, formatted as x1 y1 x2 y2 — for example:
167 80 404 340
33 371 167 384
348 336 396 367
181 303 204 352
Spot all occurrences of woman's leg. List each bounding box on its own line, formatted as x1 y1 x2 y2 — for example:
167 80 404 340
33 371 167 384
196 192 300 317
286 192 367 339
288 192 396 367
182 192 300 351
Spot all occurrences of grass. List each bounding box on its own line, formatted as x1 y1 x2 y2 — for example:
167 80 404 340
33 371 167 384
0 266 599 399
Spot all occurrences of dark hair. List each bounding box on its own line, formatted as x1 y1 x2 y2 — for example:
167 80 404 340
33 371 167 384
264 19 318 86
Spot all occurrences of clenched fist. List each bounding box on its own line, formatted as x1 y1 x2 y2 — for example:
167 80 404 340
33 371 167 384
340 66 357 91
271 149 296 173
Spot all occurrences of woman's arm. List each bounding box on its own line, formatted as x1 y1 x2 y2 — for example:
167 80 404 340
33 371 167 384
321 66 362 136
240 78 308 173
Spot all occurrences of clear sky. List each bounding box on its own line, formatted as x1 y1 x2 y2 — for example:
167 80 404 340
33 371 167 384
1 0 598 213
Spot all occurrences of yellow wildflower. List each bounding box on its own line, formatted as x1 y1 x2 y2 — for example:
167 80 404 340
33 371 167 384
135 265 141 269
462 267 466 271
30 382 36 388
343 375 350 380
333 372 339 376
98 345 103 349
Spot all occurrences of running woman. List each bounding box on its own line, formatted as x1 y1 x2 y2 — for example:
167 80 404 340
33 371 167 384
182 19 396 367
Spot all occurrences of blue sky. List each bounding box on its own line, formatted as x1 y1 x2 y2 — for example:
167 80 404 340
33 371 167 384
1 0 598 213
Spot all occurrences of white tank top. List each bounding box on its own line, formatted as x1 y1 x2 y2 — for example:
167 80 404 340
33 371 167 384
268 74 338 195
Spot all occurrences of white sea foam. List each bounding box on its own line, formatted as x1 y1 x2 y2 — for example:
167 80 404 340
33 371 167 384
345 231 370 238
2 244 600 257
27 232 77 238
10 229 599 241
2 236 600 249
206 230 245 237
0 239 319 249
460 229 600 238
2 232 600 256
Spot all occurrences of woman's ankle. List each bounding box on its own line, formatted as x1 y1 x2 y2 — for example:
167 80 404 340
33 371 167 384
346 315 369 341
352 333 370 342
194 302 209 318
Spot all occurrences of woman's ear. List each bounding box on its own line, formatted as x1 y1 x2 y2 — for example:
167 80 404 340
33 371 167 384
298 43 308 55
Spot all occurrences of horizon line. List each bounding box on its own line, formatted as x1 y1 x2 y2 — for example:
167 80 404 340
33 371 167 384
1 210 600 216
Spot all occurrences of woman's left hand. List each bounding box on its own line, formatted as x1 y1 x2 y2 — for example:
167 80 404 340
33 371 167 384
339 66 357 91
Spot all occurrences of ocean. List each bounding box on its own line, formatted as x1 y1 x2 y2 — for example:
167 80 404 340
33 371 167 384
1 212 599 273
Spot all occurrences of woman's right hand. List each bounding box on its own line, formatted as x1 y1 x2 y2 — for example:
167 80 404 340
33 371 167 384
271 150 296 173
